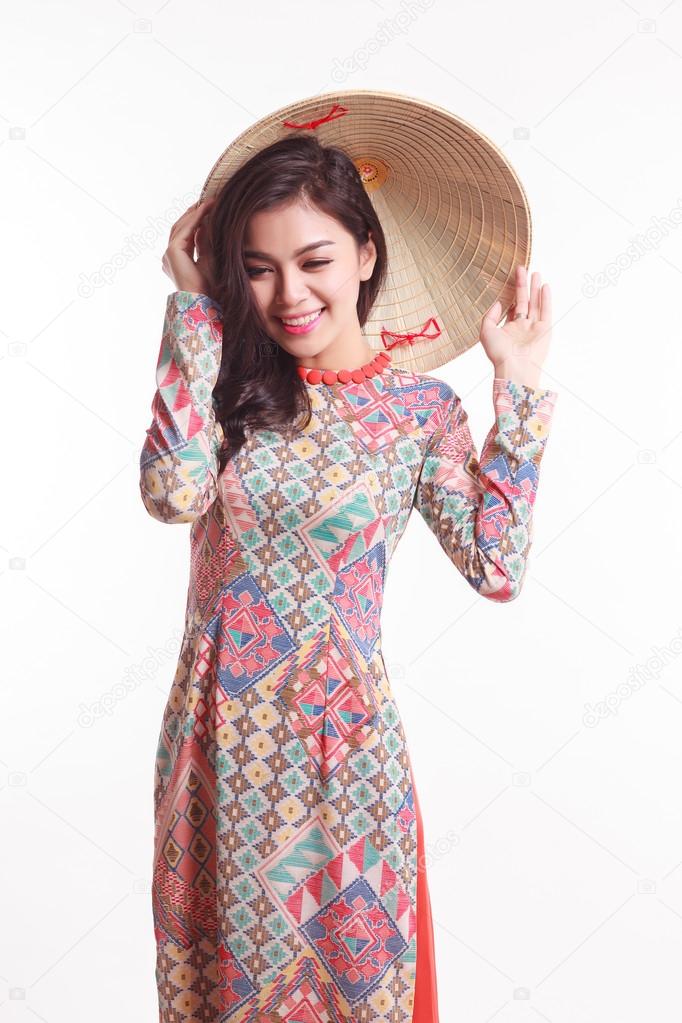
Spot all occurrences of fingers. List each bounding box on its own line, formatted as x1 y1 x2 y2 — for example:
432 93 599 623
529 269 541 318
483 299 502 324
539 282 552 323
514 265 546 320
169 198 216 240
514 264 529 318
161 198 218 290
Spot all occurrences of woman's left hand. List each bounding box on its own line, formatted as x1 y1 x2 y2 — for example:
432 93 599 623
479 265 552 389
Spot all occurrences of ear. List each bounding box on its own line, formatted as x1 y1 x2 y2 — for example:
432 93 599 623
359 231 378 282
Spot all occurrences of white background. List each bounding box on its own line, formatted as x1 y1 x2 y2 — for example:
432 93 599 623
3 0 682 1020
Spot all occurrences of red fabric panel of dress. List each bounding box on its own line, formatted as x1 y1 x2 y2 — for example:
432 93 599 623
412 781 440 1022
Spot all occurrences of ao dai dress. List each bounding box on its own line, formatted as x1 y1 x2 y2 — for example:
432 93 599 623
139 291 558 1023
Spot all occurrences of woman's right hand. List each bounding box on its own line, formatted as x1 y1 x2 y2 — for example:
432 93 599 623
162 198 217 297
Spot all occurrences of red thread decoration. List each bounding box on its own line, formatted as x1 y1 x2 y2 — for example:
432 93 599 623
282 103 350 131
380 317 442 351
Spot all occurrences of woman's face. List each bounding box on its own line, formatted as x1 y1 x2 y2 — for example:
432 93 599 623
243 197 377 362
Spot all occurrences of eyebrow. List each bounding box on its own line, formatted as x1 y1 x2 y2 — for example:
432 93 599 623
243 240 336 259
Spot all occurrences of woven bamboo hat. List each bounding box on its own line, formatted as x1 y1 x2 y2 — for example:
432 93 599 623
199 88 532 375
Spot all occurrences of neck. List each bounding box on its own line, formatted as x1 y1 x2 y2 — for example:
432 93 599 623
294 324 374 372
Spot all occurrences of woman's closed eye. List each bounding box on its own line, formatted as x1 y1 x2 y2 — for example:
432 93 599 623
245 260 332 277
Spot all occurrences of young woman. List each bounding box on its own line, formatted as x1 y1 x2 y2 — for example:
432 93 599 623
140 134 557 1023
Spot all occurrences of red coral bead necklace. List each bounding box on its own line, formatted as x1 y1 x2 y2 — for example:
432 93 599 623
296 349 392 385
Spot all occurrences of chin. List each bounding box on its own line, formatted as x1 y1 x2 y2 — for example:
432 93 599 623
280 334 329 353
274 339 324 359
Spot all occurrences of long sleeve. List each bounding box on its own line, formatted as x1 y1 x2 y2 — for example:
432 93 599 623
413 377 558 601
139 291 224 524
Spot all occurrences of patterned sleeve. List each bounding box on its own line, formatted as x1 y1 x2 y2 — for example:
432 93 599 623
413 377 559 601
139 291 224 524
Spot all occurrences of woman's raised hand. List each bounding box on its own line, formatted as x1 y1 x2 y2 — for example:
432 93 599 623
161 198 217 297
479 265 552 389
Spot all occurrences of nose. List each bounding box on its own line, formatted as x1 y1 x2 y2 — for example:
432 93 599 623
275 266 310 310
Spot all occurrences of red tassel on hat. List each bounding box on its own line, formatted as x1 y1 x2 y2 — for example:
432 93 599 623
380 317 442 351
282 103 350 131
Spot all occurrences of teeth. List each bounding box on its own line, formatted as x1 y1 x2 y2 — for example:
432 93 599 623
281 309 323 326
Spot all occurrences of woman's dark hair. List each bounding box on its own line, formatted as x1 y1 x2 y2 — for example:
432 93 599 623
205 133 388 474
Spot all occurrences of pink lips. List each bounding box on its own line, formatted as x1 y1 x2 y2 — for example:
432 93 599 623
278 308 325 335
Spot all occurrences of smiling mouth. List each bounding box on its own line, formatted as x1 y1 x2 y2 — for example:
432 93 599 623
277 307 326 325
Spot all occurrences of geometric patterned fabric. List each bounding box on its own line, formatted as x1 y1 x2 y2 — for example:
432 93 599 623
140 291 559 1022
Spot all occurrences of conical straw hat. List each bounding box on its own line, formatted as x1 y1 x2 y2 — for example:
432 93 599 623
199 88 531 375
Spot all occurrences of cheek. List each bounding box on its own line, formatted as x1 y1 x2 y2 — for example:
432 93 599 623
249 282 270 309
327 266 359 303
